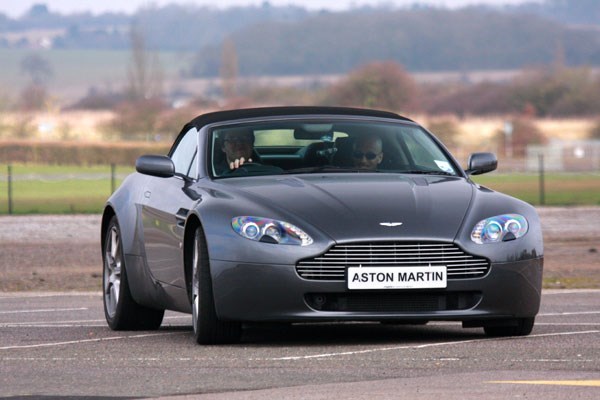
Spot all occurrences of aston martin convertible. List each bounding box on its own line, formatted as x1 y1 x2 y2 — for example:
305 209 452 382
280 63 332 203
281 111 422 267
101 106 543 344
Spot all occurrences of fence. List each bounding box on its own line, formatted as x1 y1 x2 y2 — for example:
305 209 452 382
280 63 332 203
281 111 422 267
2 159 599 214
2 164 130 214
527 139 600 172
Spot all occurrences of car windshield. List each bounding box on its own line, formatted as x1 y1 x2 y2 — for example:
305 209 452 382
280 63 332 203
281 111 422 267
209 119 459 178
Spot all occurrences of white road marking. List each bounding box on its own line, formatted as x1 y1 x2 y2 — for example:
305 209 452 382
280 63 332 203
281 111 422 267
264 330 600 361
542 289 600 295
0 307 88 314
536 323 600 326
1 324 108 328
0 315 189 328
0 318 108 326
0 332 185 351
538 311 600 316
489 379 600 387
0 292 101 299
2 356 596 363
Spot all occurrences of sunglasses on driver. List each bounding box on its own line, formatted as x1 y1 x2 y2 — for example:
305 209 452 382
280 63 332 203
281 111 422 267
352 151 379 160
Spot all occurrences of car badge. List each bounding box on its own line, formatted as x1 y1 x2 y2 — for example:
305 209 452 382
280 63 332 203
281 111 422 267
380 222 403 227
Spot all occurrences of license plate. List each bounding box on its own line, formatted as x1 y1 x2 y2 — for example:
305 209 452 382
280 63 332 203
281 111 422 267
347 266 447 290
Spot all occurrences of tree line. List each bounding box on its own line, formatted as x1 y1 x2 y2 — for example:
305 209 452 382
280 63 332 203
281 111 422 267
190 8 600 76
1 2 599 76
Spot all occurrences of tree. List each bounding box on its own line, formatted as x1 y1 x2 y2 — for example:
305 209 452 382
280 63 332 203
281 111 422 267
115 23 166 140
497 117 547 158
590 121 600 140
126 24 163 101
19 53 53 110
20 53 53 86
322 61 418 112
220 38 239 100
509 67 600 117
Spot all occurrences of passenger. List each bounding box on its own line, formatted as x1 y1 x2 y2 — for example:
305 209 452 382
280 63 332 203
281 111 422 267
352 136 384 170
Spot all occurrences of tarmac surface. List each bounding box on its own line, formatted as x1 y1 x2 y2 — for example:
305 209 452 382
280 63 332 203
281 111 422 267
0 290 598 399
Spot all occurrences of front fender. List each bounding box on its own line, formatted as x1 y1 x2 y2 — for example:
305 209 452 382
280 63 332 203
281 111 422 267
456 185 543 263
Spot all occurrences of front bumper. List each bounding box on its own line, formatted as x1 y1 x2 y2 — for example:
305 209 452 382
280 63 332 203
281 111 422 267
211 257 543 322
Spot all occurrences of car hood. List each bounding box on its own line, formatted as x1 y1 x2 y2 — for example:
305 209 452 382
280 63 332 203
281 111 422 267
217 174 474 241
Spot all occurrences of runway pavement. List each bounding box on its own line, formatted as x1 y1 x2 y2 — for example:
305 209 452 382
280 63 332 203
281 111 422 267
0 290 598 399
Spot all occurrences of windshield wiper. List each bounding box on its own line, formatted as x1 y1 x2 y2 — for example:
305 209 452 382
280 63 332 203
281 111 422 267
401 169 456 176
283 166 381 174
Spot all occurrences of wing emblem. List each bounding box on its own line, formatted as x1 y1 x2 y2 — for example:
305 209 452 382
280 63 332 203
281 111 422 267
379 222 403 227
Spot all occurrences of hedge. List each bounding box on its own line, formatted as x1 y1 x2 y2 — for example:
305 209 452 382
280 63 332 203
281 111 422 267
0 140 171 166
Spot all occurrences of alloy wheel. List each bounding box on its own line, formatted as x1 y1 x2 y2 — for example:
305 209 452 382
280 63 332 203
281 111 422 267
104 225 121 318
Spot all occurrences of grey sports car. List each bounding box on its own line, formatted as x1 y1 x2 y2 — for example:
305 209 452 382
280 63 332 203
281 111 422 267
101 106 543 344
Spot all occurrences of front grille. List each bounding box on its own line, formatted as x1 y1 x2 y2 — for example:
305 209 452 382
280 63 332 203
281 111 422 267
296 242 490 281
305 291 481 312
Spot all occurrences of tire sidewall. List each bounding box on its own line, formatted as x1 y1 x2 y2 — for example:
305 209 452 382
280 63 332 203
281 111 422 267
102 217 126 330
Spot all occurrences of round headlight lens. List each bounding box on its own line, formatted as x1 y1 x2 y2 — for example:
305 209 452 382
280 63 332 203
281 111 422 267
242 222 260 239
471 214 529 244
483 221 503 242
505 219 522 235
263 223 282 243
232 216 313 246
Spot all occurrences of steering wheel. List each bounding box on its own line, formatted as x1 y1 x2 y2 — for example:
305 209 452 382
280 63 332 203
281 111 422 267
223 162 283 176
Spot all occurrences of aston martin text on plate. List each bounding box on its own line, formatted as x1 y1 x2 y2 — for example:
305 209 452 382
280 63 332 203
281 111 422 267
347 266 447 290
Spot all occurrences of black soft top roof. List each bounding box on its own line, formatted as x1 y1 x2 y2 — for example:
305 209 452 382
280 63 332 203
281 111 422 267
188 106 413 129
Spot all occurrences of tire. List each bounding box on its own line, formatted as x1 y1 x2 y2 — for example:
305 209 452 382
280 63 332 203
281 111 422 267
483 317 534 337
103 216 164 330
192 226 241 344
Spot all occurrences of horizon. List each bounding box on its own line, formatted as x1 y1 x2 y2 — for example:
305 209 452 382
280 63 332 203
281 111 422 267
0 0 540 18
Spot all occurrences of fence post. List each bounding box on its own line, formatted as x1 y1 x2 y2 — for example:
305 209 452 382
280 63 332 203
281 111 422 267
7 165 13 214
111 163 116 194
538 153 545 206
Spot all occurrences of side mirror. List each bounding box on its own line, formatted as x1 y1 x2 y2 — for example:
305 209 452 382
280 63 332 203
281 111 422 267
466 152 497 175
135 155 175 178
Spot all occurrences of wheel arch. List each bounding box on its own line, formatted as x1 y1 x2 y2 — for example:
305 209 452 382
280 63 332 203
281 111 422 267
101 206 116 255
183 213 202 304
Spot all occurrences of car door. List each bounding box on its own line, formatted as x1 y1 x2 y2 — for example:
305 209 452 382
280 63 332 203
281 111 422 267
140 127 199 288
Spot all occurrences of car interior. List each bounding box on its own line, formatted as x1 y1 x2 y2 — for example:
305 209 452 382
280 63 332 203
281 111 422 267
211 121 457 177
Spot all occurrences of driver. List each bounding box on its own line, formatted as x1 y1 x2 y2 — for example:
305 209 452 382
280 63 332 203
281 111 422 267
218 128 255 173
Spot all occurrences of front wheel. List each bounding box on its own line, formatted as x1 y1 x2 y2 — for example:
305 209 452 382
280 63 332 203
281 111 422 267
103 216 164 330
483 317 534 337
192 226 242 344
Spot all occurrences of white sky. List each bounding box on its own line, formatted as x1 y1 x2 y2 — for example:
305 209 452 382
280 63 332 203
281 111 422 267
0 0 539 18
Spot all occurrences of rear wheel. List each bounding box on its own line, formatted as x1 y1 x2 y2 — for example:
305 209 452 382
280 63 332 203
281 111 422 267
483 317 534 337
192 226 242 344
103 216 164 330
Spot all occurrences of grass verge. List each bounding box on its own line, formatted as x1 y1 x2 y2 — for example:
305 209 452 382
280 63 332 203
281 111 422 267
471 172 600 206
1 166 599 214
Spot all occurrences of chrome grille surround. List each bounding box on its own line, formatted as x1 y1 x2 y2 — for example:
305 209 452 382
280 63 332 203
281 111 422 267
296 242 490 281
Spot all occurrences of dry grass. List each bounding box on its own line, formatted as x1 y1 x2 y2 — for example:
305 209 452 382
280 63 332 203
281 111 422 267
453 117 594 148
0 110 596 147
418 115 596 155
1 110 115 141
534 118 595 141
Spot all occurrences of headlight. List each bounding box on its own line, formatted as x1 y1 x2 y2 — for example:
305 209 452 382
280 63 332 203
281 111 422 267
471 214 528 244
231 216 313 246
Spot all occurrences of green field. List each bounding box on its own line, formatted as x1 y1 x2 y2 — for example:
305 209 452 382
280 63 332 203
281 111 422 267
472 173 600 206
1 165 599 214
0 164 133 214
